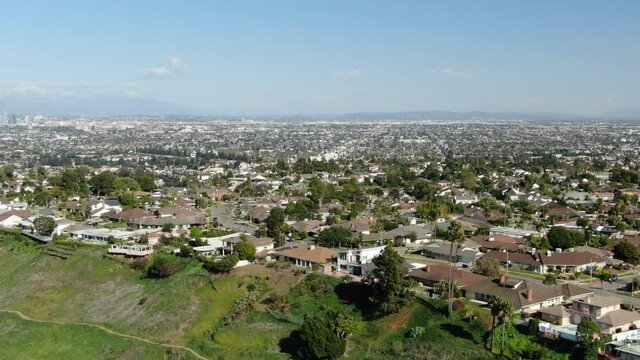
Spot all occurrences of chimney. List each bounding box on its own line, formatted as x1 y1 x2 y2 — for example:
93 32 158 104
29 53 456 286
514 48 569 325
531 247 536 255
546 250 552 257
556 248 562 253
309 245 316 250
488 237 495 242
424 265 431 272
527 289 533 301
499 275 506 285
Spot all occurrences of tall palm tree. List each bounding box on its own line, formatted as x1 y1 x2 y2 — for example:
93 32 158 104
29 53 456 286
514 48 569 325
446 220 465 315
499 300 513 355
488 296 504 351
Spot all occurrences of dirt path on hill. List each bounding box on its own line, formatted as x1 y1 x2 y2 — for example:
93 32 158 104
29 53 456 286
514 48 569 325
0 309 209 360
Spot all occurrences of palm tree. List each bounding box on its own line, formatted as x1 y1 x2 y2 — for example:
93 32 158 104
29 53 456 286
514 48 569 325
446 220 465 315
596 269 613 289
488 296 504 351
499 300 513 355
543 273 558 286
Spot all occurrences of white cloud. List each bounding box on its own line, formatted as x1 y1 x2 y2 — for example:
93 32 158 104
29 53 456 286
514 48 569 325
332 69 363 79
143 57 190 77
124 90 143 99
430 67 471 78
11 83 45 95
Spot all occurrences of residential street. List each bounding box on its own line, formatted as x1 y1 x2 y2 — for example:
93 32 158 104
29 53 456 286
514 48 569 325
209 203 256 234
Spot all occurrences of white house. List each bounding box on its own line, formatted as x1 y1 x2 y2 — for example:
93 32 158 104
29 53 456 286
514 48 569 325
336 246 386 276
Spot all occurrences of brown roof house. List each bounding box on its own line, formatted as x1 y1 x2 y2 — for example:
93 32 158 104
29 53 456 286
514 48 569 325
539 249 608 274
409 264 488 298
481 250 545 274
464 275 565 312
276 245 336 273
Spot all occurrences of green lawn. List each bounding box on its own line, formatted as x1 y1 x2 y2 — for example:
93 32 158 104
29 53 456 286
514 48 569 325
0 311 197 360
506 269 547 280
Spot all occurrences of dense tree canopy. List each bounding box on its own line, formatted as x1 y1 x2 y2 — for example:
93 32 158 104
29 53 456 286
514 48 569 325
613 240 640 265
234 240 256 261
547 226 584 249
317 227 354 248
370 246 412 315
33 216 56 236
297 312 347 360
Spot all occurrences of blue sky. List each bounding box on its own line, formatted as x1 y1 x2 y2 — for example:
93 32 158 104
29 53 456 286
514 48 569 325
1 0 639 115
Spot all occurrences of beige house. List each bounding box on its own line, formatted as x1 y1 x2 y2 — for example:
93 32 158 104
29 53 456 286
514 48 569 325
276 245 336 272
568 294 640 335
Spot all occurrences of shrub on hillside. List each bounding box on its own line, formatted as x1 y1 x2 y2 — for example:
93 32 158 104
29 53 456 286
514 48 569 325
146 254 181 278
203 255 239 274
129 257 148 271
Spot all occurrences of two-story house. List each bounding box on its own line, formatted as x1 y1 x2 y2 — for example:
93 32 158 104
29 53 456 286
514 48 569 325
336 246 386 276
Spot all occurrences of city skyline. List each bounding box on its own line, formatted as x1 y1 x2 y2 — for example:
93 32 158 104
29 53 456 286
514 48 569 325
1 0 639 116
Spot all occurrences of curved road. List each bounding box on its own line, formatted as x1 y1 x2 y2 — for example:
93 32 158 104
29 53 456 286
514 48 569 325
210 202 256 233
0 309 209 360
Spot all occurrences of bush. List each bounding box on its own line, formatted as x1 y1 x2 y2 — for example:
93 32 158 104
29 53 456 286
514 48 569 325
129 257 148 271
407 326 425 338
146 254 181 278
234 240 256 261
452 299 465 311
203 255 239 274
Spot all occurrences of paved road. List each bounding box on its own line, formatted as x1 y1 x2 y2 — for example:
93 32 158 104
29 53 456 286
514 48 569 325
0 309 209 360
210 202 256 233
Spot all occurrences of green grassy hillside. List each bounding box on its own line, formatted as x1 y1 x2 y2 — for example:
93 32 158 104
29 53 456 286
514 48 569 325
1 233 563 360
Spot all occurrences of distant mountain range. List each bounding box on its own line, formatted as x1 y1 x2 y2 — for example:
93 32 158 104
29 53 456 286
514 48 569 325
2 95 640 121
256 109 640 122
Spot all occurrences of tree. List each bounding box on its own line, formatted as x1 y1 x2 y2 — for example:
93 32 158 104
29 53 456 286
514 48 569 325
234 240 256 261
547 226 584 249
89 171 118 195
118 192 139 209
576 318 601 359
576 217 590 228
543 273 558 286
161 223 174 233
266 207 285 246
146 254 181 278
297 313 347 360
613 240 640 265
370 246 412 315
473 258 503 277
203 255 239 274
190 226 203 239
499 298 513 355
195 197 207 209
487 296 511 353
134 170 156 192
596 270 613 289
445 220 466 315
33 216 56 236
317 227 354 248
